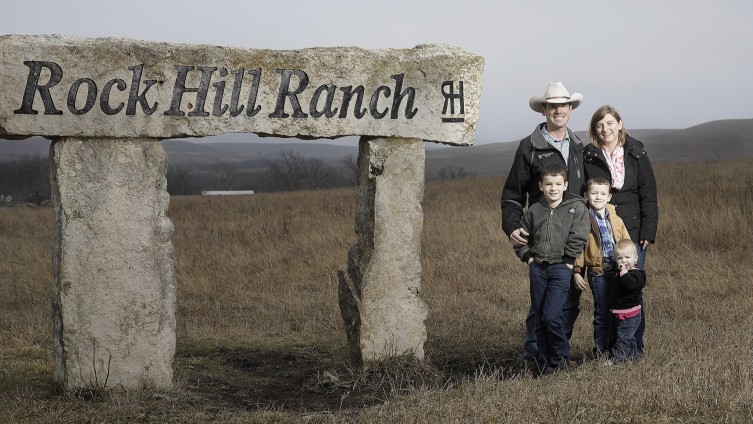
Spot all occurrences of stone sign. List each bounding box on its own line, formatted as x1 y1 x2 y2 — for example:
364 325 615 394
0 35 483 145
0 34 485 391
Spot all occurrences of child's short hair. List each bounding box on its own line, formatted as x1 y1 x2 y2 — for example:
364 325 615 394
586 177 611 191
615 239 637 255
540 164 568 182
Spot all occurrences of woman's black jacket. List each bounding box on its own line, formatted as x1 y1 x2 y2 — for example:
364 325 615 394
583 135 658 243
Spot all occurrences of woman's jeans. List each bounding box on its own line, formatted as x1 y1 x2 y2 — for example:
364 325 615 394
635 242 646 353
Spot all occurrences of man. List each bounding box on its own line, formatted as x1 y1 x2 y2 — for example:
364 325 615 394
501 81 586 374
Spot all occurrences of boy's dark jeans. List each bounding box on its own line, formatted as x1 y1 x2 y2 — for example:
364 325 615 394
589 268 617 354
529 261 572 368
524 271 581 365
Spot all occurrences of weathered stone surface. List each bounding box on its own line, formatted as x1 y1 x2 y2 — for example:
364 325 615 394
338 137 427 365
50 139 176 390
1 34 473 386
0 35 484 145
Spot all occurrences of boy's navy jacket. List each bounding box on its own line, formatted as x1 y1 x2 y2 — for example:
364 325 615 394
610 269 647 310
515 192 589 265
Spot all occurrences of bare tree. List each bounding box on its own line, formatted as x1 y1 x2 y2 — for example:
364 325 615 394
266 150 308 191
167 166 194 195
305 158 338 189
437 166 469 181
340 153 358 181
211 161 238 190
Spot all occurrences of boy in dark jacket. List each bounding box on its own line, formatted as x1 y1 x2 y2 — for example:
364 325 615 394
515 164 589 375
609 239 647 363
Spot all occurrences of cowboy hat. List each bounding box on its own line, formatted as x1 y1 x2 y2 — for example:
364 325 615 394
529 81 583 113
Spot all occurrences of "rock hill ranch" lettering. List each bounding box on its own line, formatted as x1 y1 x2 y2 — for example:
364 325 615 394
1 36 483 145
14 61 419 121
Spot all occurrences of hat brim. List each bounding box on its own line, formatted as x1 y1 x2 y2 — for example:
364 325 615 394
529 93 583 113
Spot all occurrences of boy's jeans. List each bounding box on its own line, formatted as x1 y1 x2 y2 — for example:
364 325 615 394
524 273 580 365
613 313 641 362
528 262 572 367
589 267 616 355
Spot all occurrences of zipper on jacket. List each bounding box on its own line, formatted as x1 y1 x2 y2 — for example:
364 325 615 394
546 207 554 258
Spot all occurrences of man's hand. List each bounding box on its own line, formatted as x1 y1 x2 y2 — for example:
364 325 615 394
573 273 587 291
510 228 529 247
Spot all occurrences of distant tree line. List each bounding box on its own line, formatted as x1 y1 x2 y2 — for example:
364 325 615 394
0 156 50 205
1 151 476 205
436 166 475 181
166 151 359 195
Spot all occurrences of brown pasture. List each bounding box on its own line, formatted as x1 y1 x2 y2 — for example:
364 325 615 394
1 158 752 422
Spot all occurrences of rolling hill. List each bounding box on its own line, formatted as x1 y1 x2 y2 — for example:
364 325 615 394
1 119 751 178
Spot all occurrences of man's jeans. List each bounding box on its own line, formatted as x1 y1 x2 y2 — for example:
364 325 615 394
527 262 573 367
589 267 616 354
613 313 641 362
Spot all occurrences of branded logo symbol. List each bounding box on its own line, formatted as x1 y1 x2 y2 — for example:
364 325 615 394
538 152 555 160
441 80 464 123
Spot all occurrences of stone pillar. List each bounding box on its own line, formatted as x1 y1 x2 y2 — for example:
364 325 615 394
338 137 428 366
50 138 176 390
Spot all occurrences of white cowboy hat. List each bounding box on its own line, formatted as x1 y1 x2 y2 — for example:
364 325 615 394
529 81 583 113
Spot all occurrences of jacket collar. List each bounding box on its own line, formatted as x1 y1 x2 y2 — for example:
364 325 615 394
624 135 647 159
530 123 583 150
588 203 618 242
538 192 583 208
584 135 646 160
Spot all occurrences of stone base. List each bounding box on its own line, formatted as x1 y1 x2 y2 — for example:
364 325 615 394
50 138 176 390
339 137 427 366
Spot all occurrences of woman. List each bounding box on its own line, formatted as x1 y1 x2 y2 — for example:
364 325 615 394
585 105 658 266
584 104 658 355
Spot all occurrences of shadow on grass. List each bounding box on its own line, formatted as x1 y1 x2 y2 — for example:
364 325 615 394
0 340 531 419
429 344 526 381
174 339 528 413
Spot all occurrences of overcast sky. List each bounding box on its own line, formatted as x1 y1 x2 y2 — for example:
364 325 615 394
2 0 751 144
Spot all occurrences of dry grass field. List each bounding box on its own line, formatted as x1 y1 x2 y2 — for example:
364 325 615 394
1 158 753 423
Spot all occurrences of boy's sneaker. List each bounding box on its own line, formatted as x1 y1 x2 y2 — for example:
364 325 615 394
601 359 614 367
